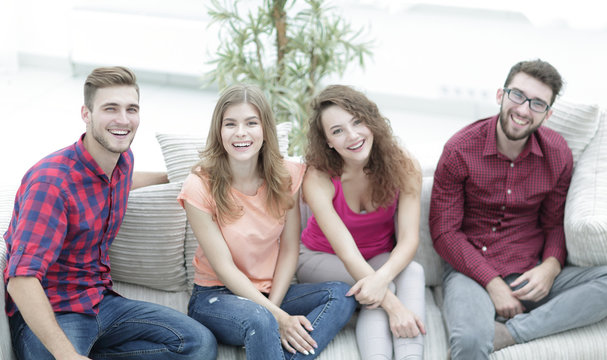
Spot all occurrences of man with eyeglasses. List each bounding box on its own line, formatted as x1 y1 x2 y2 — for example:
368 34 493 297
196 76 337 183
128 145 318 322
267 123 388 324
429 59 607 359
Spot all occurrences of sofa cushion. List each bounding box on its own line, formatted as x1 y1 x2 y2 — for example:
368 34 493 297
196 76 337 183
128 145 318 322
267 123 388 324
414 176 444 286
157 122 292 183
544 99 600 166
110 182 189 292
564 110 607 266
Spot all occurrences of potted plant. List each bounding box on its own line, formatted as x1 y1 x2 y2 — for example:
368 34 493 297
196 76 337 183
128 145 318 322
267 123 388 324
205 0 372 155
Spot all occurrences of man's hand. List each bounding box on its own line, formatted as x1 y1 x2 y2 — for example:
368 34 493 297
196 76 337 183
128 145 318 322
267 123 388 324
486 277 525 318
511 258 561 302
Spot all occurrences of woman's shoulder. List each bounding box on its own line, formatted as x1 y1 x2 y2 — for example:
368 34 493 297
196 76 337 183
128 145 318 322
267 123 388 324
283 159 306 194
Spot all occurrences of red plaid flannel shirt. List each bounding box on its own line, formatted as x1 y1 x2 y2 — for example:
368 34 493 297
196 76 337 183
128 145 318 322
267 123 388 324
4 134 133 316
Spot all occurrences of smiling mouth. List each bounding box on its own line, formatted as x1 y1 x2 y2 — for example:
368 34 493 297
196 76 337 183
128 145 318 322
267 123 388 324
109 129 130 136
232 141 252 148
347 139 364 150
511 114 530 127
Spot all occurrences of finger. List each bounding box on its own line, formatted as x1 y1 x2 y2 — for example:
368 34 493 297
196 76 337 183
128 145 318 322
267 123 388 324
512 280 534 297
365 301 381 309
296 319 318 349
282 338 296 354
298 316 315 332
509 273 529 288
289 331 315 355
346 280 363 297
416 317 427 335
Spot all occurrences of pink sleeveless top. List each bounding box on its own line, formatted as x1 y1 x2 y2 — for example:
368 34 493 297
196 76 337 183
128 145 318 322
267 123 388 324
301 177 397 260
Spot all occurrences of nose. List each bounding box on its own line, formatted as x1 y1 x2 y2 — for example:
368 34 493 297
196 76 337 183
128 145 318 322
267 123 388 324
344 126 357 139
236 122 246 136
515 100 533 116
115 108 130 124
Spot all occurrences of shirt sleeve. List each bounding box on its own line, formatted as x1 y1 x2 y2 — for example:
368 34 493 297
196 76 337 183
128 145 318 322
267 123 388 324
177 172 216 215
7 181 68 281
429 146 500 287
539 148 572 267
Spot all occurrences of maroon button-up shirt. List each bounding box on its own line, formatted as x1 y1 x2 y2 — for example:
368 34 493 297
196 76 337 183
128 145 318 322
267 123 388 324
429 115 573 287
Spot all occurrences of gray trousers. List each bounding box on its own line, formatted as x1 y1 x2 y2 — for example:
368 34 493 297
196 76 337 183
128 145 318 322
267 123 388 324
297 244 426 360
442 263 607 360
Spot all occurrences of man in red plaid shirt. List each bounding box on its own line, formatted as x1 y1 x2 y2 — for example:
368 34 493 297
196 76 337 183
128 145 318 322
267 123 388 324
430 59 607 359
4 66 216 360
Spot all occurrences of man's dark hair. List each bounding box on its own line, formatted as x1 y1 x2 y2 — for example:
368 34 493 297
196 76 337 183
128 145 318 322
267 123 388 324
504 59 563 105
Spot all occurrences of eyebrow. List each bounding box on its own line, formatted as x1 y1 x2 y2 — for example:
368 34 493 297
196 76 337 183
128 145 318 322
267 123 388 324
511 88 549 103
329 116 357 131
101 102 140 109
223 116 259 122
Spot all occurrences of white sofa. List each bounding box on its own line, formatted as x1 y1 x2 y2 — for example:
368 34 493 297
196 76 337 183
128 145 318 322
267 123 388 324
2 101 606 359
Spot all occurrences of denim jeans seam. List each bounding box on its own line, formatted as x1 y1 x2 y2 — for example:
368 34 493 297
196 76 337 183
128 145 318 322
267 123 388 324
96 319 186 356
284 288 334 329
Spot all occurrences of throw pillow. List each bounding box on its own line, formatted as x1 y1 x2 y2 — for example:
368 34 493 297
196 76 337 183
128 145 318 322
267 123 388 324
544 99 600 166
565 110 607 266
157 121 292 183
110 182 189 292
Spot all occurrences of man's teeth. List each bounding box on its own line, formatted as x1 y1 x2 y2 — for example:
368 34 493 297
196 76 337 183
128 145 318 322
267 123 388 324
110 130 129 135
512 116 527 125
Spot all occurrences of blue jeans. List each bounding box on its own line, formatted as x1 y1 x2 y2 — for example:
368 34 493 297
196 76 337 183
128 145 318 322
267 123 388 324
9 293 217 360
188 281 356 360
442 263 607 360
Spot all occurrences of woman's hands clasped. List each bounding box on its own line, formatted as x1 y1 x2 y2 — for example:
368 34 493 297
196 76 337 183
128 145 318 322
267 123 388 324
347 273 426 339
346 272 391 309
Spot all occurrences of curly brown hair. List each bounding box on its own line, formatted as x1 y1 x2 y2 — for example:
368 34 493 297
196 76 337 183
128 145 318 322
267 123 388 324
194 84 294 224
305 85 420 208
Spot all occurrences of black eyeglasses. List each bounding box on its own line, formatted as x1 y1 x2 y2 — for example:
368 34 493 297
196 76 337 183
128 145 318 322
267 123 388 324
503 88 550 113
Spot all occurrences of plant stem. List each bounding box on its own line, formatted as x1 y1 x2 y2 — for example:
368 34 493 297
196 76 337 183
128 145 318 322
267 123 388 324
272 0 287 81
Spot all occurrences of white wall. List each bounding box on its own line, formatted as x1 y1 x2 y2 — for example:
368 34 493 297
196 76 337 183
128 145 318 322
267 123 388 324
10 0 607 106
0 0 18 76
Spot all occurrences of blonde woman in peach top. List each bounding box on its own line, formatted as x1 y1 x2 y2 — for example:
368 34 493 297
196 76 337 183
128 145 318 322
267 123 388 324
178 84 356 360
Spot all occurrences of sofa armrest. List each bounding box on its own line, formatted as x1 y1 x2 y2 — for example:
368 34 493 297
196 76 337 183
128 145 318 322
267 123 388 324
564 110 607 266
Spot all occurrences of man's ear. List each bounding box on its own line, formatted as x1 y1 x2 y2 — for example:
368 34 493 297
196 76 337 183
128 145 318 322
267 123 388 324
81 105 91 124
543 108 554 123
496 88 505 106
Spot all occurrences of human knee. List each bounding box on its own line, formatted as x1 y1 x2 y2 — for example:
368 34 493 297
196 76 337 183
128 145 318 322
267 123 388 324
184 322 217 359
405 261 425 280
328 281 357 306
450 330 492 358
243 304 279 334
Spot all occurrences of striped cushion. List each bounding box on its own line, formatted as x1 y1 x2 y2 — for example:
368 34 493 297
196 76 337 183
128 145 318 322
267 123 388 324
110 182 188 291
564 110 607 266
544 100 600 166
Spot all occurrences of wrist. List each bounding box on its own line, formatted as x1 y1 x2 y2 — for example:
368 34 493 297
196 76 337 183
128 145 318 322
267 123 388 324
380 291 401 314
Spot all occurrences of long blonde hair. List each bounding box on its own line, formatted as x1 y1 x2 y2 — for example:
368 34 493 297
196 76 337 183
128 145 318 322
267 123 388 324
195 84 294 223
305 85 420 207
